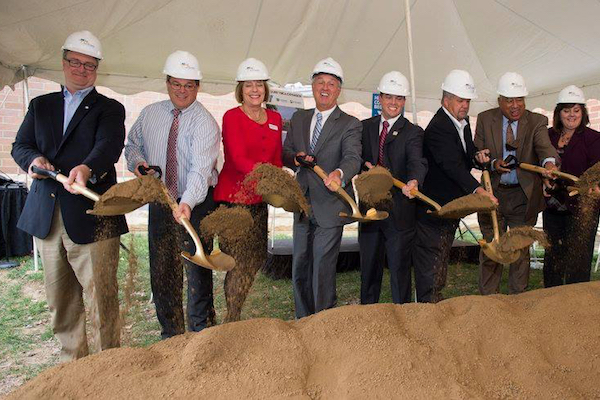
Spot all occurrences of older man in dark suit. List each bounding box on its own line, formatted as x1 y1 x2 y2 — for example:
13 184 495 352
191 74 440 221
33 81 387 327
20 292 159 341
474 72 558 295
413 70 496 303
11 31 127 362
283 57 362 318
359 71 427 304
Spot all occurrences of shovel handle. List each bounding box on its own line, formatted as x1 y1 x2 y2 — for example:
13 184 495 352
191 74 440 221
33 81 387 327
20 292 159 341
391 178 441 211
31 166 100 202
481 170 500 242
519 162 579 182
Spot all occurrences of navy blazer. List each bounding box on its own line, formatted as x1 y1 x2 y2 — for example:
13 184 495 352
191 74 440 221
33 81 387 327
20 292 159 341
11 88 128 244
421 107 480 207
361 114 427 228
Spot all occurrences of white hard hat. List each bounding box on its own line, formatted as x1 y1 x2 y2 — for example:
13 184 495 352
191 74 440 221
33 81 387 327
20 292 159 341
62 31 103 60
378 71 410 96
497 72 528 97
557 85 586 104
163 50 202 80
236 58 270 81
441 69 477 99
312 57 344 83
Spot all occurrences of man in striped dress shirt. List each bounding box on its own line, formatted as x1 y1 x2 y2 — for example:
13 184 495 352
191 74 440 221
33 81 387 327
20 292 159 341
125 51 221 338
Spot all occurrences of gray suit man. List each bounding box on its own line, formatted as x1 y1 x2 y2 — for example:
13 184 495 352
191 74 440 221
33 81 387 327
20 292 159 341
283 57 362 318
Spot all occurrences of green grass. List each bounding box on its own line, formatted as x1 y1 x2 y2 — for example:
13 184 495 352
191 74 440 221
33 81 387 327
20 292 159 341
1 233 599 394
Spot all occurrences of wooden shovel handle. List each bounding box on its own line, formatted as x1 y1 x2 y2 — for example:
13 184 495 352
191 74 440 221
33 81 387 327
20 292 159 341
519 162 579 182
481 170 500 242
391 178 441 211
312 165 361 215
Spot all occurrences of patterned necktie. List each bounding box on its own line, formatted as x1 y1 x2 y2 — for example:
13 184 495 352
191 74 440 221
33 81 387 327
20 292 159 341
506 121 517 151
309 112 323 154
378 120 389 166
165 108 181 199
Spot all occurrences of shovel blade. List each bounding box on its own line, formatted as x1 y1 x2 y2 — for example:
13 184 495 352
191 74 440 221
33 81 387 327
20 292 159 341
479 241 522 264
181 250 236 272
339 210 389 223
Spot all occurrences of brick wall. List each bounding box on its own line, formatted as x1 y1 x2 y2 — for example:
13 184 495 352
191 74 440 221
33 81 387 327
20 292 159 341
2 77 600 181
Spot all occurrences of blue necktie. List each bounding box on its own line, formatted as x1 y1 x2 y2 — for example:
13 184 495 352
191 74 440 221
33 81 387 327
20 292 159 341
309 112 323 154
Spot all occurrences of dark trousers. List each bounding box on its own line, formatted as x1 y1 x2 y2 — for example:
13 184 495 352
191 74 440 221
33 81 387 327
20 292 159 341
148 188 216 339
359 217 414 304
478 186 535 295
543 209 599 287
413 205 458 303
292 214 343 318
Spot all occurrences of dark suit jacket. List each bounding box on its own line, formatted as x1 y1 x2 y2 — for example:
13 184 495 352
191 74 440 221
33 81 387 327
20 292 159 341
421 107 480 206
474 108 558 221
282 106 362 228
11 88 128 244
361 115 427 228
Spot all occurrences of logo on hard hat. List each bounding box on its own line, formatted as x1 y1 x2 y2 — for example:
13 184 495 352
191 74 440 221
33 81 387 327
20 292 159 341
246 66 259 72
180 62 194 70
79 38 94 48
511 82 524 88
465 83 475 91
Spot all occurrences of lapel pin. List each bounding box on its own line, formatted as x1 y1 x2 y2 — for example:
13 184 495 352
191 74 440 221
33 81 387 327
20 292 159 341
84 105 89 110
392 131 398 136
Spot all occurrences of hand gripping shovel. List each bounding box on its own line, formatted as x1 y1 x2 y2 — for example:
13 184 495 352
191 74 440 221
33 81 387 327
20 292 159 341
296 156 388 222
392 178 496 219
477 169 521 264
159 185 236 271
504 155 581 196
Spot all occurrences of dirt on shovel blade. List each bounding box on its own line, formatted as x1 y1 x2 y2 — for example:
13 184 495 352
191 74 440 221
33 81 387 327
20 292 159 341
240 163 310 215
497 226 549 254
200 205 254 256
90 176 167 215
355 166 393 207
437 193 496 219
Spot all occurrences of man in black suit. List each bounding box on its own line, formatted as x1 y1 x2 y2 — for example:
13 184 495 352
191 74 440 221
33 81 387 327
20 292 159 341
359 71 427 304
11 31 127 362
412 70 496 303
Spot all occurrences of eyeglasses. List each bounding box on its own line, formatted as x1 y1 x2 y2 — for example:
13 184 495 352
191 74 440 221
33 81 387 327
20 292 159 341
168 80 197 91
63 58 98 71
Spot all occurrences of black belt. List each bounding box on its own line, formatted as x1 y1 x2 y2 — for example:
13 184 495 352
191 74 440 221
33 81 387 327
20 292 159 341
498 183 520 189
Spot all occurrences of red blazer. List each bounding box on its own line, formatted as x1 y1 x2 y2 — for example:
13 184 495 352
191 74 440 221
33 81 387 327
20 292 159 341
214 107 283 204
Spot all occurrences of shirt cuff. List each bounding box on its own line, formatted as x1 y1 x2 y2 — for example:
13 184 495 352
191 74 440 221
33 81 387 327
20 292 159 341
541 157 556 167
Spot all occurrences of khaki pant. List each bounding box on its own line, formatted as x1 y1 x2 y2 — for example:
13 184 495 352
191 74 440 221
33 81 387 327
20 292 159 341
477 186 537 295
35 205 121 362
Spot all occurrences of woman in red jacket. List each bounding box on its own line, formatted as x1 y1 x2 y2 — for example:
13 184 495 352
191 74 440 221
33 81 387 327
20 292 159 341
214 58 282 322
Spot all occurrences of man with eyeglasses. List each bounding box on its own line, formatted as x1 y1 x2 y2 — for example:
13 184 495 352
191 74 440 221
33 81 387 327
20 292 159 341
474 72 558 295
11 31 127 362
125 50 221 338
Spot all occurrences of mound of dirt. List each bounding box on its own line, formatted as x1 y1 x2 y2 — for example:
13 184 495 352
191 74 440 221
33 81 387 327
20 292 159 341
90 176 167 216
354 166 393 206
9 282 600 399
239 164 310 215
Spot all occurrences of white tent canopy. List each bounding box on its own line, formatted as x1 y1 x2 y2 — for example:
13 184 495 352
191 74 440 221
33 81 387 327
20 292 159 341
2 0 600 114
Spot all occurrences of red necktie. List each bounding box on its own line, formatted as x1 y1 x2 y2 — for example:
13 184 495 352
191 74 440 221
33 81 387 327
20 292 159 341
378 120 389 166
165 108 181 199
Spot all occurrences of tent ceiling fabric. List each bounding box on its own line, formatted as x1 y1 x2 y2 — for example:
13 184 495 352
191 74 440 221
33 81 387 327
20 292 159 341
2 0 600 114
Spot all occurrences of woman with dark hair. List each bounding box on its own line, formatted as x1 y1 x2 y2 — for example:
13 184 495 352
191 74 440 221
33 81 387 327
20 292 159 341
543 85 600 287
214 58 282 322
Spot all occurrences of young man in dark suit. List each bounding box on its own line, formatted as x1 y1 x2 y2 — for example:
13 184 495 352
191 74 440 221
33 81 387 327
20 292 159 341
359 71 427 304
282 57 362 318
412 70 496 303
11 31 127 362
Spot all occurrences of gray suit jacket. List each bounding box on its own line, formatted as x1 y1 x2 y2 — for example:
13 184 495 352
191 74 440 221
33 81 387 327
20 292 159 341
283 106 362 228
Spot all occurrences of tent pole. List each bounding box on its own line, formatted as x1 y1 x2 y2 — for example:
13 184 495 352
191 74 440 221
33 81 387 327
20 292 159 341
21 65 38 272
404 0 418 126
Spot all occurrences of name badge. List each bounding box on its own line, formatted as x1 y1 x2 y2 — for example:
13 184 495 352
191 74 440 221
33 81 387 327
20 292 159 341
268 123 278 131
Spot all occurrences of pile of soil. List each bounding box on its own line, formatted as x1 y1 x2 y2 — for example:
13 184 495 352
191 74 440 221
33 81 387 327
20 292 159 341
9 282 600 399
497 226 549 254
438 193 496 219
91 176 167 216
354 166 393 206
575 161 600 196
240 164 310 215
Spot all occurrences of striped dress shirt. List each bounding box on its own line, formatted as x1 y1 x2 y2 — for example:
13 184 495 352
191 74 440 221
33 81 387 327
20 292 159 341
125 99 220 209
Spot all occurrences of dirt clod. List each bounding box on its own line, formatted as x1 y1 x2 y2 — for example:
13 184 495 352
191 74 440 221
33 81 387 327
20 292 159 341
355 166 393 206
498 226 549 254
437 193 496 219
